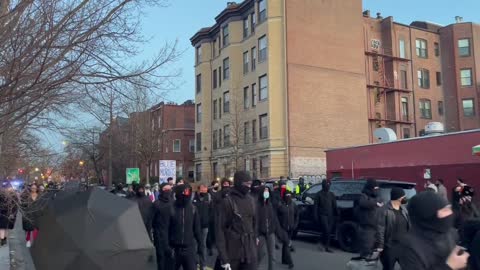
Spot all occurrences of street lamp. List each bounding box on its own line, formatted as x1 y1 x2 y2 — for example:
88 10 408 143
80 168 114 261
79 160 85 166
34 167 39 172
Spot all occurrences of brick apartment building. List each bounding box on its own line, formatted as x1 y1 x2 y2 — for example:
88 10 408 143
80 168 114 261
99 101 195 184
190 0 480 181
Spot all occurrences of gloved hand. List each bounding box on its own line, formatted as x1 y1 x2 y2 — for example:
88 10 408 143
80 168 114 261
221 263 232 270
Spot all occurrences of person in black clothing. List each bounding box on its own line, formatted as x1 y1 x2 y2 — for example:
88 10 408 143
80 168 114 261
250 179 264 200
111 183 127 197
461 219 480 270
277 191 299 269
377 187 410 270
355 179 384 258
130 184 154 240
193 184 212 270
256 187 287 270
212 178 233 269
314 180 337 252
216 171 257 270
170 184 202 270
398 191 469 270
153 183 174 270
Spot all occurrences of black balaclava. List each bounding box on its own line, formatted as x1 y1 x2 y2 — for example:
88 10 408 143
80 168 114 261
251 179 263 196
233 171 252 195
136 184 145 197
408 191 453 234
363 179 378 198
174 184 191 207
322 180 331 192
284 191 293 205
159 183 171 202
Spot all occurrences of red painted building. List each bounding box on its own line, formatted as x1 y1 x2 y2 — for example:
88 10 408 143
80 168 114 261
326 129 480 196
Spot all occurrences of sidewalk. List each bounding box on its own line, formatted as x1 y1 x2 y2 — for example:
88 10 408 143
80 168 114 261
0 241 9 270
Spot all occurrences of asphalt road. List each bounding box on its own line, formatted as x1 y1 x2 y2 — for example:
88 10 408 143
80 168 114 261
206 233 354 270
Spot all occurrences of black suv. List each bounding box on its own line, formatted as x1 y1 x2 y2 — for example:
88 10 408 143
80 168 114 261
295 179 416 252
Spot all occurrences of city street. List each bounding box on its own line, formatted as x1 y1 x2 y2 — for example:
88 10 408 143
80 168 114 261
206 233 353 270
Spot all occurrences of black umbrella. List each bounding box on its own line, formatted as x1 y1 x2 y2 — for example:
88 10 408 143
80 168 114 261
31 188 154 270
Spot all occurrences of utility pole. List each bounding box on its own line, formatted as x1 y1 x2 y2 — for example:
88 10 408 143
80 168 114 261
108 90 114 189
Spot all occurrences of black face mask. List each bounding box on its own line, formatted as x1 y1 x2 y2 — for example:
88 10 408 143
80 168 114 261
136 191 145 197
284 196 292 204
160 191 171 201
213 186 220 191
235 184 250 195
176 195 190 207
401 197 408 205
200 193 208 198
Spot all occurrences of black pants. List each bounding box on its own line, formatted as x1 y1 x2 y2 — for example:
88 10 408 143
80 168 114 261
380 245 399 270
357 225 377 257
257 234 275 270
174 246 196 270
230 260 257 270
155 247 174 270
318 215 334 249
282 230 294 266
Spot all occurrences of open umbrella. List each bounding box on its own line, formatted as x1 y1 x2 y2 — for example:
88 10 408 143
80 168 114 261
473 145 480 156
31 188 154 270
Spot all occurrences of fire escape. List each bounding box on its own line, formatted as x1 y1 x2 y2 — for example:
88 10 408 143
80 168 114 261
366 42 413 131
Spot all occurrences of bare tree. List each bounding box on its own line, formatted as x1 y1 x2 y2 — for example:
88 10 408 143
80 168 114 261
0 0 180 171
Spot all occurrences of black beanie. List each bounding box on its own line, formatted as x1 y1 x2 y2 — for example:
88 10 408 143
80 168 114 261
364 179 378 191
159 183 169 191
252 179 262 188
408 191 451 232
390 187 405 201
234 171 252 187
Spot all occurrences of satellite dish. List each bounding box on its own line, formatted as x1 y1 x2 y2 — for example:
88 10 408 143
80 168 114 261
374 128 397 142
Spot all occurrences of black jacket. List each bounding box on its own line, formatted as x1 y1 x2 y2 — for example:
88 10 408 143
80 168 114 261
270 190 282 210
130 195 154 235
21 193 42 231
355 192 381 228
169 202 202 250
0 191 18 230
193 193 212 229
277 200 299 232
398 228 457 270
377 202 410 249
152 197 173 251
255 199 288 243
314 190 337 218
216 189 257 264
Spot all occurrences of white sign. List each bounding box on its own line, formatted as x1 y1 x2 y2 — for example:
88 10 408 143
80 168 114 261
160 160 176 184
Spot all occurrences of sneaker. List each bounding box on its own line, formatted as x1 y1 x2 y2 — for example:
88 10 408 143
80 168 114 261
1 238 6 246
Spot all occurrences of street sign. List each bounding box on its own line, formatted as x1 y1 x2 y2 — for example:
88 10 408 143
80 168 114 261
159 160 176 184
126 168 140 184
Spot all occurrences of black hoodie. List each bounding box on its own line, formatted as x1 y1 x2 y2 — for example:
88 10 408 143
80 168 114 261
314 181 337 218
355 179 381 227
152 188 173 251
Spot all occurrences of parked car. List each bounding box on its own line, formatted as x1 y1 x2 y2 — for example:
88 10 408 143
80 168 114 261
295 179 417 252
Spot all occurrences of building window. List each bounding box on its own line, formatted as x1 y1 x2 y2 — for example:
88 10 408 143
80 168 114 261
196 103 202 123
173 139 181 153
416 39 428 58
195 46 201 65
219 98 222 119
223 91 230 113
243 17 249 38
401 97 409 121
438 101 444 116
436 72 442 86
258 36 267 63
196 74 201 94
219 68 222 87
463 99 475 117
252 83 257 107
223 58 230 80
244 122 250 144
223 125 230 147
251 12 256 32
244 87 249 109
259 75 268 101
259 0 267 23
196 132 202 152
419 99 432 119
222 24 229 47
400 70 408 89
252 119 257 143
213 162 218 180
243 51 249 74
251 158 257 178
219 129 223 147
213 100 217 120
213 38 217 58
260 156 269 178
251 47 257 71
259 114 268 139
461 68 473 86
188 139 194 153
417 69 430 89
213 69 217 89
403 128 411 139
213 130 218 150
434 42 440 57
399 39 406 58
195 164 202 182
459 39 471 57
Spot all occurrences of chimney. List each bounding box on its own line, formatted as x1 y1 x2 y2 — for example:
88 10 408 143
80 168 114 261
376 12 383 20
363 10 371 18
455 16 464 23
